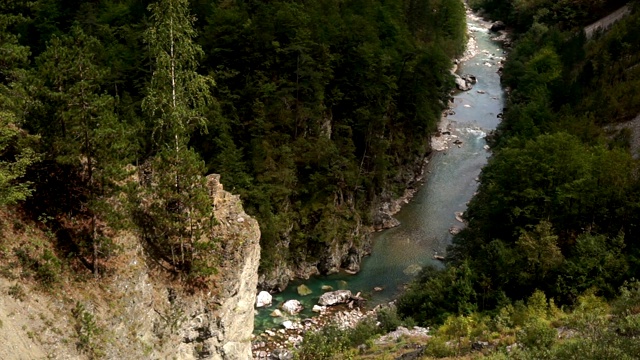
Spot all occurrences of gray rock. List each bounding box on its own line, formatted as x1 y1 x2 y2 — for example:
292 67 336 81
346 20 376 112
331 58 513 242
455 75 471 91
256 291 273 308
318 290 353 306
454 73 477 91
270 348 294 360
373 213 401 230
472 341 490 351
490 21 506 32
462 74 477 84
282 320 295 330
395 347 425 360
281 300 303 315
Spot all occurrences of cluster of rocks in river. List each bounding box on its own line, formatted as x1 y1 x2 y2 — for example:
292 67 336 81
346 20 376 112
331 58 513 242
252 289 370 359
252 299 434 359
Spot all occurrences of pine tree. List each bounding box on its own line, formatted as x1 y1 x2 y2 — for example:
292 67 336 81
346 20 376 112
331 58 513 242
139 0 216 280
36 25 129 275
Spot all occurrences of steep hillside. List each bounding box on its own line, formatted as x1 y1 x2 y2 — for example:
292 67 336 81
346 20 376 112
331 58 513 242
0 175 260 359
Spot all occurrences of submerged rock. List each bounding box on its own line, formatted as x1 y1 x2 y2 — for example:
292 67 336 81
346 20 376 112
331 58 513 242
321 285 334 292
297 284 312 296
403 264 422 276
318 290 353 306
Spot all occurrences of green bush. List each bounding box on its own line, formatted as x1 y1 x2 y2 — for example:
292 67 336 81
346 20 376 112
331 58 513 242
517 318 556 350
377 306 403 333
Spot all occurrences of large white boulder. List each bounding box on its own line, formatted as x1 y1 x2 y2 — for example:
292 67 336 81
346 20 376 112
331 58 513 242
318 290 352 306
281 300 303 315
256 291 272 308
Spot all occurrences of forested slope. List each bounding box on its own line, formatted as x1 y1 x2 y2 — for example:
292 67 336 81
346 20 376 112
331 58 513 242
394 1 640 356
0 0 467 290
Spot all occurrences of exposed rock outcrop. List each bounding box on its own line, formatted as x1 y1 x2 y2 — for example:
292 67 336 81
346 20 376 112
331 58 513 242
257 231 371 292
111 174 261 360
0 174 261 360
198 174 261 360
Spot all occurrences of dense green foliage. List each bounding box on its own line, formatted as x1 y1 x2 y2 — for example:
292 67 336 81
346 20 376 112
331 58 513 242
193 0 466 273
398 0 640 332
294 285 640 359
0 0 466 282
0 5 40 206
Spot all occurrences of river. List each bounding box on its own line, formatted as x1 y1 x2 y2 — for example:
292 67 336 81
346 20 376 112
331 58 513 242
254 10 505 333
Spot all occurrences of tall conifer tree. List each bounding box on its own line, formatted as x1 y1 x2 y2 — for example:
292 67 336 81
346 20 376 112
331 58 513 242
37 25 128 275
140 0 216 280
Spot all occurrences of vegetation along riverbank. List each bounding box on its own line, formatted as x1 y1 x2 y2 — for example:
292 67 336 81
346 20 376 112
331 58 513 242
287 0 640 359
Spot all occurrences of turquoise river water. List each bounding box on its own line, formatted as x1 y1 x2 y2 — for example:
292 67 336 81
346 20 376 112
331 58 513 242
254 12 506 333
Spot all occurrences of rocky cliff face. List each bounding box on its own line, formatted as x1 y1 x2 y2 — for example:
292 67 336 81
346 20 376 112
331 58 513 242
98 174 261 359
147 174 261 359
0 174 260 360
199 174 261 359
110 174 261 359
257 155 428 293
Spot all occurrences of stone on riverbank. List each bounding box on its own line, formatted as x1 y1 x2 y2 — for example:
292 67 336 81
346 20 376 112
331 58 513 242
318 290 353 306
490 21 506 32
375 326 431 345
282 320 295 330
281 300 303 315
